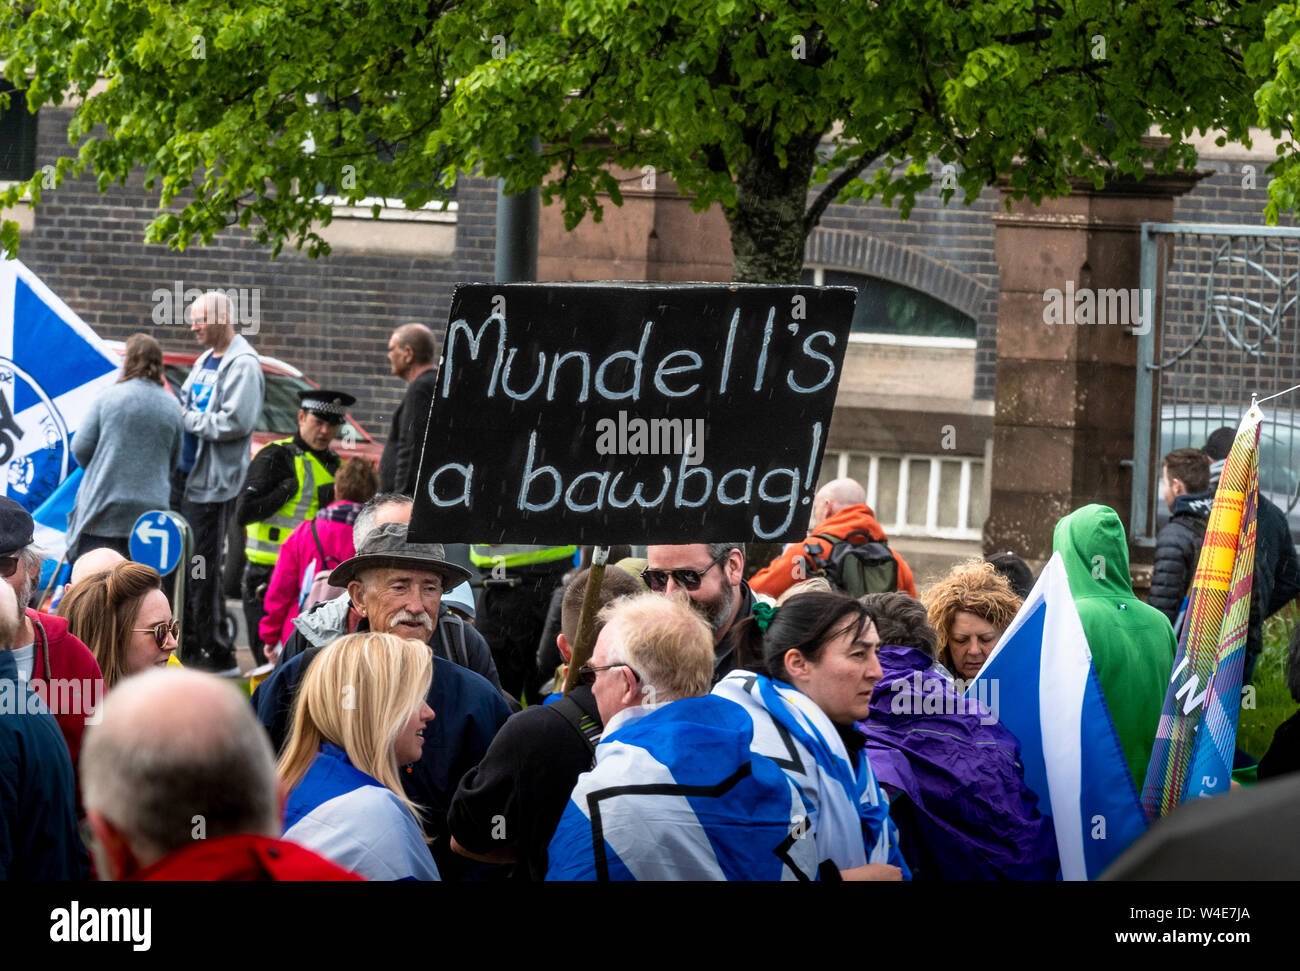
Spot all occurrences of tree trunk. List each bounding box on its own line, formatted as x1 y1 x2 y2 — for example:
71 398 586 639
726 130 822 284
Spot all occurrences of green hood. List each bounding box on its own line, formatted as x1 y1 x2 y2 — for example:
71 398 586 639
1052 503 1135 600
1051 503 1176 790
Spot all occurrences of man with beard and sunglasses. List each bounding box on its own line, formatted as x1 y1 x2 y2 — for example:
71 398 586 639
0 498 103 797
643 543 770 684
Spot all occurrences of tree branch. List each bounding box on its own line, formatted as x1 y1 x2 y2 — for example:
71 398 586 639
803 120 917 236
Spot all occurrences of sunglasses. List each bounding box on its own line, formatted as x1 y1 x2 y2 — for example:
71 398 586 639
640 552 728 592
577 662 641 687
133 620 180 650
0 554 21 579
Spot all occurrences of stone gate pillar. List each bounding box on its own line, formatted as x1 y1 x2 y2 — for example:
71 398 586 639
985 169 1206 565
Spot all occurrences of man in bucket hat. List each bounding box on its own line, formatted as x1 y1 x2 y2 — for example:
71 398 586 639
251 520 510 881
273 503 503 691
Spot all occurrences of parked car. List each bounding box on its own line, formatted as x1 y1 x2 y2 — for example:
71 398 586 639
105 342 384 597
1156 405 1300 540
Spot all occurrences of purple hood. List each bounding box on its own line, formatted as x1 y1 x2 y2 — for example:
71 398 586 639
858 644 1059 880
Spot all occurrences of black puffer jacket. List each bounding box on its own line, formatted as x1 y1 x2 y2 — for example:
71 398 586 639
1149 492 1212 624
1209 462 1300 670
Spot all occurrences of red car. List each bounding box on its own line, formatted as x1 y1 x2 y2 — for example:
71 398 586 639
107 342 384 597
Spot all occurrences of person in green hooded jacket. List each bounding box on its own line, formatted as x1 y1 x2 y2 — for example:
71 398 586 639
1052 504 1176 791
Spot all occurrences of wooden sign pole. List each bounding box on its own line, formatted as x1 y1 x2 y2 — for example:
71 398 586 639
563 545 609 694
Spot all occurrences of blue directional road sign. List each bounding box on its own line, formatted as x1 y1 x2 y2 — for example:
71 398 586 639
129 511 183 575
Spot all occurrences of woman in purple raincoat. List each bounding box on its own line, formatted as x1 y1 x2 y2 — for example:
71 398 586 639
858 591 1059 880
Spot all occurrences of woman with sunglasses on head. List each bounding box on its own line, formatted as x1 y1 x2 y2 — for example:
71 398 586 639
279 632 439 881
715 582 908 881
57 561 177 692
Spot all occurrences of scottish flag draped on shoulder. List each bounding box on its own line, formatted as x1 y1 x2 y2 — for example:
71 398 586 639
545 695 820 881
969 554 1147 880
712 670 907 875
1143 406 1261 818
0 258 119 554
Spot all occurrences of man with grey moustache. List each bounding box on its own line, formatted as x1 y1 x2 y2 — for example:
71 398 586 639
273 493 502 692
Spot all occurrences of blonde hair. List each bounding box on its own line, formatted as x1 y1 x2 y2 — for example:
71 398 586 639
598 593 714 703
278 632 433 834
922 559 1022 672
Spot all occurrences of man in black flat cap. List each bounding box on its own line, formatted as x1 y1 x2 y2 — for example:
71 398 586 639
234 389 357 666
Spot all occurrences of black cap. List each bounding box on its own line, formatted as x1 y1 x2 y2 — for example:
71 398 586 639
298 389 356 423
0 497 34 554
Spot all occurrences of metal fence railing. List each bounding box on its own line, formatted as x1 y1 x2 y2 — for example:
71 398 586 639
1133 223 1300 546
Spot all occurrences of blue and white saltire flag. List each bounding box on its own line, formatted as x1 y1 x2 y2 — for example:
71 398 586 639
712 670 908 874
34 468 80 600
968 553 1147 881
546 695 821 881
0 258 120 523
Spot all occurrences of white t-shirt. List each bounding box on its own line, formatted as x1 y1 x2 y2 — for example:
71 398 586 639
10 642 34 682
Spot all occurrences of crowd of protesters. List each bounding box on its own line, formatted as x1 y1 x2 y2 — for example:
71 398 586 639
3 300 1299 882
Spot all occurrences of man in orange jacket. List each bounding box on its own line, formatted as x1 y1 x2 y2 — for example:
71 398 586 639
750 478 917 600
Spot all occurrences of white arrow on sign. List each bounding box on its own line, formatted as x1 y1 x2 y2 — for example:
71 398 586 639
134 518 170 567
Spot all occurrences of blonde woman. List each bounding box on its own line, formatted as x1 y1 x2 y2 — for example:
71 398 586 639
921 559 1022 682
279 632 438 880
58 561 176 691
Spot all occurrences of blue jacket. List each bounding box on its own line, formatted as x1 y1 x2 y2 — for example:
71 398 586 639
252 642 509 880
0 650 88 880
283 743 439 881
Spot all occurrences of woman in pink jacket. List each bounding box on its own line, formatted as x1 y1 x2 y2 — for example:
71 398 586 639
259 458 377 658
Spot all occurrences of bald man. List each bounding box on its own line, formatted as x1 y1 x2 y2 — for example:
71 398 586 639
749 477 917 599
80 668 358 880
379 323 439 494
68 546 126 588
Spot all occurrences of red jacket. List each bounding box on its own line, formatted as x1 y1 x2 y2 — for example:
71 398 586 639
749 504 918 599
26 609 103 772
134 834 365 881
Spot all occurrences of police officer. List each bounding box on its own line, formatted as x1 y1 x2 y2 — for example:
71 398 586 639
235 389 356 666
470 543 576 702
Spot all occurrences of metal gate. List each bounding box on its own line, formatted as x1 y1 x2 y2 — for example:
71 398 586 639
1132 223 1300 545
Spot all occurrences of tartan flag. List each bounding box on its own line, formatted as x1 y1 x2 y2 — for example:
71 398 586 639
1141 405 1261 819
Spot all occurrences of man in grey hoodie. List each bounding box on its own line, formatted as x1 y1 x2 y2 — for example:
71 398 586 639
170 292 265 675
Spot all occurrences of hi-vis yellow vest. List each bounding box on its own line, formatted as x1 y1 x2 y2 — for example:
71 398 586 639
244 439 334 566
469 544 577 570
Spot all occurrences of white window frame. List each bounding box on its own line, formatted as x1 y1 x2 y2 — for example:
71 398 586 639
824 448 984 540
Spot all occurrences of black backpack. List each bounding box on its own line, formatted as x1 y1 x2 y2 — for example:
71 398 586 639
804 530 898 596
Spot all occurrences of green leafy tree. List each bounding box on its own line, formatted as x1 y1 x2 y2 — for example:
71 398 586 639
0 0 1277 281
1257 4 1300 222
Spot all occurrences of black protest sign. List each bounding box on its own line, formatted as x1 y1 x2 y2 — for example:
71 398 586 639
407 283 855 546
